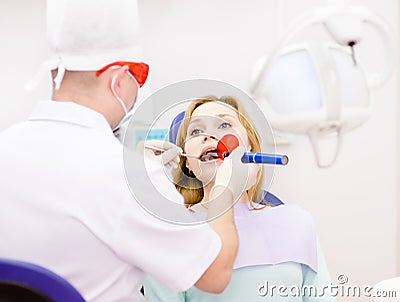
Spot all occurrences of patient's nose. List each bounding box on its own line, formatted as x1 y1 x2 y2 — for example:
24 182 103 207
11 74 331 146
203 135 216 142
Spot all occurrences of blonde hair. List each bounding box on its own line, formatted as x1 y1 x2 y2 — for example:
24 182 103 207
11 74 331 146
173 95 265 207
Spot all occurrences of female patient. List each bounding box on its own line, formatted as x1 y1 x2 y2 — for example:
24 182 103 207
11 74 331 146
144 96 335 301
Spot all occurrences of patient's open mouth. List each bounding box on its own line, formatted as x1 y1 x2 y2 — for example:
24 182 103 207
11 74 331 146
199 149 219 162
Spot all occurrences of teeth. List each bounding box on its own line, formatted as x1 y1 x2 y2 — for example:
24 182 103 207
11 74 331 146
199 149 219 162
200 152 219 162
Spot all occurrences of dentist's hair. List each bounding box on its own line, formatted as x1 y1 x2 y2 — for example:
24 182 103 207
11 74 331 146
173 95 264 207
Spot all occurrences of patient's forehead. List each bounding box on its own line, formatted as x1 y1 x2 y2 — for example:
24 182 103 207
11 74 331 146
191 102 238 119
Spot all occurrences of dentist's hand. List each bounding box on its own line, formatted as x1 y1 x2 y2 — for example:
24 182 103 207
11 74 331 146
210 146 250 201
137 140 182 169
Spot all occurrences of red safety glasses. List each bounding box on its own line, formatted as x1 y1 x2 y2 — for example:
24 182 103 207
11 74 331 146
96 61 149 87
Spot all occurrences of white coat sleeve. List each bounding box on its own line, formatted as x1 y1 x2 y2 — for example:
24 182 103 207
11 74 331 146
111 159 222 293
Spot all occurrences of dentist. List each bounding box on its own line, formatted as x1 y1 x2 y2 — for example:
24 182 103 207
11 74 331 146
0 1 244 301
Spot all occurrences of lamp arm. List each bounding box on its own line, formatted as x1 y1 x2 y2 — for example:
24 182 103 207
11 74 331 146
249 11 319 97
249 6 395 96
363 13 396 89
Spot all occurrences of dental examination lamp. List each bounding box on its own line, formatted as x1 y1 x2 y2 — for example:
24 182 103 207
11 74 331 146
250 5 395 168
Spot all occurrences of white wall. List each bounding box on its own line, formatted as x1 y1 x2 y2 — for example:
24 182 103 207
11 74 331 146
0 0 51 130
0 1 398 301
138 2 399 300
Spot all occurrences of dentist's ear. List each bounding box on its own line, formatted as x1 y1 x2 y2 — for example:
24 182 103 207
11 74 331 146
110 65 129 92
110 66 130 115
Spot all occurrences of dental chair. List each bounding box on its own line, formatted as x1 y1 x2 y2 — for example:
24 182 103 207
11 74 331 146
0 258 85 302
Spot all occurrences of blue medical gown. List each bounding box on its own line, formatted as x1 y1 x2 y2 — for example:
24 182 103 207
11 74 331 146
143 202 336 302
144 249 335 301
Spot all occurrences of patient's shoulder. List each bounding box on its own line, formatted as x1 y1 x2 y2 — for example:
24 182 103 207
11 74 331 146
264 203 316 230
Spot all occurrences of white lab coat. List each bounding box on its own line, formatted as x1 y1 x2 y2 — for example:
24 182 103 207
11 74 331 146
0 100 221 302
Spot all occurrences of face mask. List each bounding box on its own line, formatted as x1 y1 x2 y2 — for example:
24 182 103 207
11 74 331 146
111 73 139 132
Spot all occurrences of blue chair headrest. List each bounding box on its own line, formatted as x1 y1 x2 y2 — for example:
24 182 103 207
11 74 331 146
259 191 284 206
168 111 185 144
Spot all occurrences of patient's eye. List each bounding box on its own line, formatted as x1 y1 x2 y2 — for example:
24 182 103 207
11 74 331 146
219 122 232 129
189 128 202 136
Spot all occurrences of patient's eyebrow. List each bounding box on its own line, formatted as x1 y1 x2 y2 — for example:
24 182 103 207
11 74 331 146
189 113 236 124
187 117 205 126
216 113 237 119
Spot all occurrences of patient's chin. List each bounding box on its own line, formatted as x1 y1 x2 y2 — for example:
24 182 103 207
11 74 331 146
195 162 219 187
